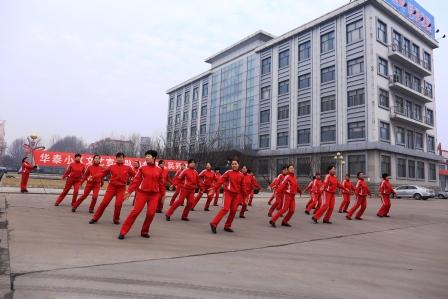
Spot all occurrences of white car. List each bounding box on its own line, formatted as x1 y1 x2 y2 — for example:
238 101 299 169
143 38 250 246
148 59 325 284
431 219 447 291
393 185 435 200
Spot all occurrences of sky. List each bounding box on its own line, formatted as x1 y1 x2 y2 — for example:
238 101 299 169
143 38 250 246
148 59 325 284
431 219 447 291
0 0 447 147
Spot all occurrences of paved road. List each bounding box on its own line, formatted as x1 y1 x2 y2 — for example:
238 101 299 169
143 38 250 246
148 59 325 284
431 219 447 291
1 191 447 298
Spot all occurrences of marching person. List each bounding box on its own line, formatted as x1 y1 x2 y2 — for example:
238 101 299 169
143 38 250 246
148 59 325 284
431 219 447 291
377 173 395 218
312 166 346 224
304 175 315 214
305 173 322 215
131 160 140 206
191 162 216 211
267 175 280 205
247 170 260 206
89 152 136 224
169 163 186 206
270 164 301 227
268 166 288 217
165 159 199 221
240 167 261 218
118 150 164 239
212 167 222 206
55 153 85 207
156 160 173 213
338 174 355 213
20 156 37 193
72 154 104 213
346 171 371 220
209 159 246 233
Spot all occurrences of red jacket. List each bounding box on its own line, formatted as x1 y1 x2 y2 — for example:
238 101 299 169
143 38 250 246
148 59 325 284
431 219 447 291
355 178 371 197
215 170 245 195
342 179 355 194
198 169 216 187
127 163 164 193
160 166 173 186
304 180 313 193
82 164 104 184
277 173 301 195
311 178 322 195
321 174 345 193
379 179 395 196
95 163 136 187
63 162 85 181
213 173 222 191
172 169 183 187
270 174 285 190
242 173 261 194
21 162 36 175
178 168 199 191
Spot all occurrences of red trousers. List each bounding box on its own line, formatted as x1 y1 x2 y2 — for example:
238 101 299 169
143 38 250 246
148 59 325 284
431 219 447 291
347 195 367 219
248 190 254 205
92 184 126 222
20 173 30 191
268 192 284 215
377 195 391 216
268 192 275 204
120 190 159 236
55 178 82 206
169 188 181 205
166 188 195 219
239 194 249 217
157 190 166 211
339 193 351 212
305 193 321 214
192 185 213 209
73 182 101 212
210 191 241 229
313 191 335 222
271 193 296 224
213 189 220 206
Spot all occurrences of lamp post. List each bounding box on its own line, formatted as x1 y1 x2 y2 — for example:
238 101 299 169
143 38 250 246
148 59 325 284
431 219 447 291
23 133 45 164
334 152 345 182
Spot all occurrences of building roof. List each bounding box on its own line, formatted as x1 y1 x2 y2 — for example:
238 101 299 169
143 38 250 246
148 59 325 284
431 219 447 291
166 70 211 94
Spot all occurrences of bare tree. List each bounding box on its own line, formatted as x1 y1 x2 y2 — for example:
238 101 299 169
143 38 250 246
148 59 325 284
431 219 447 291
49 136 86 153
6 138 26 169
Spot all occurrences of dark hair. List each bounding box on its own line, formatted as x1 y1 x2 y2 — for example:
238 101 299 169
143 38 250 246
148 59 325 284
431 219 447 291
241 165 247 169
286 164 294 169
74 153 82 158
315 172 320 176
345 173 350 178
205 162 212 166
93 154 100 160
382 173 389 179
312 175 316 180
231 159 239 164
357 171 363 177
145 150 158 158
116 152 125 158
247 169 252 174
327 165 335 173
134 160 140 166
22 157 28 163
158 159 164 165
188 159 196 164
214 167 220 171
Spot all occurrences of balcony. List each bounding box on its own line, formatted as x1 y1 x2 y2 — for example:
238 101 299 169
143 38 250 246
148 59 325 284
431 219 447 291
389 75 433 104
390 105 433 130
388 43 432 77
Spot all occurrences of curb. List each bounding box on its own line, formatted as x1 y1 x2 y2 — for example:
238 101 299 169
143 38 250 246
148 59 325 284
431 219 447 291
0 195 13 298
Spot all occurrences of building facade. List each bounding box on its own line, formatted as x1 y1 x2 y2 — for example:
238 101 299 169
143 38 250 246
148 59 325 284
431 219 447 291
166 0 441 188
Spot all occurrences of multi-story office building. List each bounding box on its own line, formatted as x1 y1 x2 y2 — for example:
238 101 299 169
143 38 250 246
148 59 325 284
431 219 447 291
166 0 441 188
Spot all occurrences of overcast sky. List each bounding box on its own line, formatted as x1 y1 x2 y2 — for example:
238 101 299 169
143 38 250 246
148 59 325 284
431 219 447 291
0 0 447 147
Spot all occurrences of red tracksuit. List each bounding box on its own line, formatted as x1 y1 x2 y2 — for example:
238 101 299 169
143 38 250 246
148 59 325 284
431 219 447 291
378 179 394 217
271 173 300 224
248 175 260 206
239 173 261 217
213 172 222 206
120 163 164 236
192 169 216 210
304 180 314 211
339 179 355 213
305 178 322 214
210 170 246 229
92 163 136 223
313 174 344 222
72 164 104 212
165 168 199 219
55 161 85 206
268 174 286 216
157 166 172 212
347 178 371 219
20 161 36 191
169 169 183 205
268 177 280 205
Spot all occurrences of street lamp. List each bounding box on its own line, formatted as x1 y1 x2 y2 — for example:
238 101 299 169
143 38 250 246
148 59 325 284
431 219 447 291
334 152 345 181
23 133 45 164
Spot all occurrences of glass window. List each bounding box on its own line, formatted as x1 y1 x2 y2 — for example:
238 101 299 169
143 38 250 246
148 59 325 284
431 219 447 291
397 158 406 178
348 155 366 175
279 49 290 68
379 89 389 108
191 108 197 120
175 114 180 124
184 91 190 105
406 130 414 149
415 132 423 149
381 155 391 175
276 158 289 174
321 125 336 142
424 81 433 98
201 105 207 117
414 104 422 121
423 51 431 70
278 105 289 120
378 57 388 76
347 19 363 43
258 160 269 175
277 132 289 146
190 126 197 138
377 20 387 43
426 109 434 125
348 121 365 140
181 128 187 138
297 157 312 176
380 122 390 141
320 156 334 176
200 124 206 135
176 95 182 107
298 129 311 145
392 30 402 48
321 31 335 53
183 111 188 122
321 65 335 83
411 43 420 63
259 134 270 148
260 109 270 123
408 160 415 178
417 161 425 179
403 38 411 57
298 100 311 116
299 41 311 61
261 57 271 75
347 88 365 107
347 57 364 76
169 98 174 109
429 163 437 180
193 87 199 100
167 132 172 143
261 86 271 100
396 127 405 145
427 135 435 153
278 80 289 95
202 83 208 97
298 73 311 89
321 95 336 112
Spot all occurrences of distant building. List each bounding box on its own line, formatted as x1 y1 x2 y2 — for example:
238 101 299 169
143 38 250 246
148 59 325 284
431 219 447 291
439 145 448 191
0 120 6 157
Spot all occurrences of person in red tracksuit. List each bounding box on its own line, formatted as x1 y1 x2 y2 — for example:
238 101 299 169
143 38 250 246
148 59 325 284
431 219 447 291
131 160 140 206
304 175 315 213
312 166 347 224
305 173 323 215
118 150 164 239
209 160 246 233
268 175 280 205
338 174 356 213
89 152 136 224
346 172 371 220
247 170 260 206
156 160 172 213
72 155 104 213
212 167 222 206
270 164 301 227
165 159 199 221
377 173 396 217
192 162 216 211
239 167 261 218
55 153 85 207
20 157 37 193
169 163 186 206
268 166 288 217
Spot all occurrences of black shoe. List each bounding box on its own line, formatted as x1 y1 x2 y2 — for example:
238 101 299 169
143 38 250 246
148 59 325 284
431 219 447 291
239 215 246 219
113 220 120 225
165 215 170 221
156 210 162 213
376 214 383 218
190 208 195 211
54 202 59 206
355 217 363 220
323 220 332 224
89 210 94 214
181 217 190 221
224 227 234 232
269 220 276 227
338 210 343 213
20 190 26 193
213 204 218 206
71 208 76 213
210 223 217 234
384 215 390 217
118 234 125 240
204 208 210 211
248 204 252 206
343 210 348 213
311 217 318 224
346 215 352 220
141 234 150 238
89 219 97 224
24 189 29 193
305 210 310 215
268 213 272 217
281 223 291 227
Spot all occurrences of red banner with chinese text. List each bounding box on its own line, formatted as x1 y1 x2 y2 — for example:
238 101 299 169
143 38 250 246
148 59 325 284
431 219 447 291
32 150 186 172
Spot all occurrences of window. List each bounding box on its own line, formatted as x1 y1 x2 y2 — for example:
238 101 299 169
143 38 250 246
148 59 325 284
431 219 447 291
297 157 312 176
299 41 311 61
276 158 289 174
347 89 365 107
191 108 197 120
190 126 197 138
278 80 289 95
379 89 389 108
168 116 173 126
181 129 187 139
201 105 207 117
169 98 174 110
348 121 365 139
261 86 271 100
184 91 190 105
414 104 422 121
380 122 390 141
202 83 208 97
381 155 391 175
347 19 363 43
392 30 402 48
396 96 404 113
377 20 387 43
348 155 366 175
278 105 289 120
183 111 188 122
167 132 172 143
261 57 271 75
258 160 269 175
411 43 420 63
298 100 311 116
408 160 415 179
423 51 431 70
259 134 270 148
406 130 414 149
260 110 270 123
321 125 336 142
277 132 288 146
176 95 182 107
173 131 179 141
321 31 335 53
424 81 433 98
321 66 335 83
193 87 199 100
403 38 411 56
279 49 289 68
415 132 423 149
321 95 336 112
320 156 334 175
298 129 311 145
378 57 388 76
426 109 434 126
397 158 406 178
417 161 425 179
175 114 180 124
429 163 437 180
298 73 311 89
347 57 364 76
396 127 405 145
200 124 206 135
427 135 435 153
